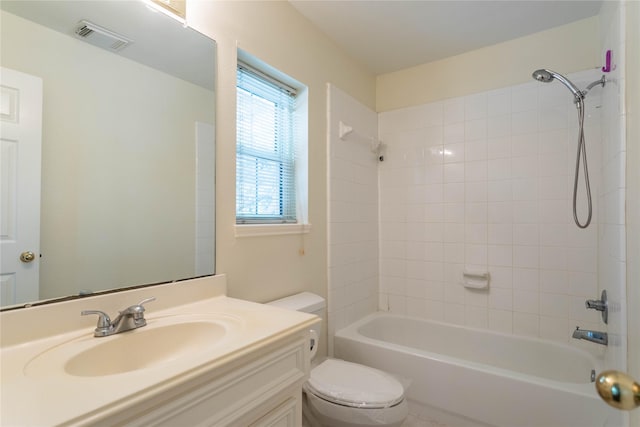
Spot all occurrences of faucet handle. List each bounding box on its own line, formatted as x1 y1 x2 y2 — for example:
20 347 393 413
81 310 113 336
121 297 156 321
585 300 606 310
137 296 156 307
585 290 608 324
133 296 155 313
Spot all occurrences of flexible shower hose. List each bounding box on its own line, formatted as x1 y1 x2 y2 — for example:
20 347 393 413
573 100 592 229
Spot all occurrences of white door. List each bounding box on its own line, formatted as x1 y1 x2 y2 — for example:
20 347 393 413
0 67 42 306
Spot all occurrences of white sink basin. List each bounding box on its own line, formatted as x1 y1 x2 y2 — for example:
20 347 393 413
24 315 241 378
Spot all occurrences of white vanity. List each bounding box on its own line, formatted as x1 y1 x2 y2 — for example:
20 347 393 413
0 275 317 426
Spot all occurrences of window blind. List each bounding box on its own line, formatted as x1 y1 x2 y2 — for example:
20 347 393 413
236 62 297 223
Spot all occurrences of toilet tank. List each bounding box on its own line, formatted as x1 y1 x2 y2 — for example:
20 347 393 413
267 292 325 316
267 292 325 335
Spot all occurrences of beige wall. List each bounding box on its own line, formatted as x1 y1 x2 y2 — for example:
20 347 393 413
188 1 376 305
376 17 600 111
1 11 215 298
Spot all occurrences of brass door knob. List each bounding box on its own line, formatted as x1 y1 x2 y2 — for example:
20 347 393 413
596 370 640 410
19 251 36 263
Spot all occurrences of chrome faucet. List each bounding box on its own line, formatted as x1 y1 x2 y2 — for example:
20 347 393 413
572 326 608 346
81 297 156 337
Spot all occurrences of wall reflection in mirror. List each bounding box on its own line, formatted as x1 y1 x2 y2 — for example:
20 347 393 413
0 1 216 309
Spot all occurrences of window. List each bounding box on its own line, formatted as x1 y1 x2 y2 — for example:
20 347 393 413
236 62 297 224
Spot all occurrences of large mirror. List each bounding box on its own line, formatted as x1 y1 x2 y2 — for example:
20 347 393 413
0 0 216 309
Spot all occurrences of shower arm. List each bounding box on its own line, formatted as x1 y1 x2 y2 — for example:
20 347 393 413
585 75 607 92
565 76 607 106
578 76 607 101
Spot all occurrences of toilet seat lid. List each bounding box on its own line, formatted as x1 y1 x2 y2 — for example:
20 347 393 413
306 359 405 409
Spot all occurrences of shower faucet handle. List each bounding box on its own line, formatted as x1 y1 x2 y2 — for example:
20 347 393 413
585 290 608 324
585 299 605 311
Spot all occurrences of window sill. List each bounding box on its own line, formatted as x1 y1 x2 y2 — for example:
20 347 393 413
234 223 312 238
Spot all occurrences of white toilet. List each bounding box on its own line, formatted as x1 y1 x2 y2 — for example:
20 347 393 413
268 292 408 427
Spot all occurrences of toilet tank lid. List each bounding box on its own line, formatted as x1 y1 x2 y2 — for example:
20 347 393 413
267 292 325 313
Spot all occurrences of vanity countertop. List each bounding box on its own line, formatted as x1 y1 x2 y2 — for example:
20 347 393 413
0 275 317 426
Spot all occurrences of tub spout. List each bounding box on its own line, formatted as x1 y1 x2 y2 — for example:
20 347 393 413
572 326 608 346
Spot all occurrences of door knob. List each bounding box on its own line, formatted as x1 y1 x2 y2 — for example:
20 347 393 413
595 370 640 410
19 251 36 263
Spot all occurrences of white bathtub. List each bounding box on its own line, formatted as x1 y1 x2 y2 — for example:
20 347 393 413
334 312 614 427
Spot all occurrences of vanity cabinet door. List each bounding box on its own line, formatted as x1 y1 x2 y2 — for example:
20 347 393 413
249 396 300 427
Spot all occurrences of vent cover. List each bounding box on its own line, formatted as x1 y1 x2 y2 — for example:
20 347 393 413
74 20 132 52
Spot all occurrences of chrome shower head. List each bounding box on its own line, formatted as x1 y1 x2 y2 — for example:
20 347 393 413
532 69 554 83
532 68 584 101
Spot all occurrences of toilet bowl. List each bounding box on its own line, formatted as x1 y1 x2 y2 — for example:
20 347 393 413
268 293 408 427
303 358 408 427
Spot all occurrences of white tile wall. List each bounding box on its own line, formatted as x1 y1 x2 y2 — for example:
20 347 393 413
378 69 609 348
327 84 379 355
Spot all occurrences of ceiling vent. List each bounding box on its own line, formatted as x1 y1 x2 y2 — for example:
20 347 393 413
74 20 132 52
